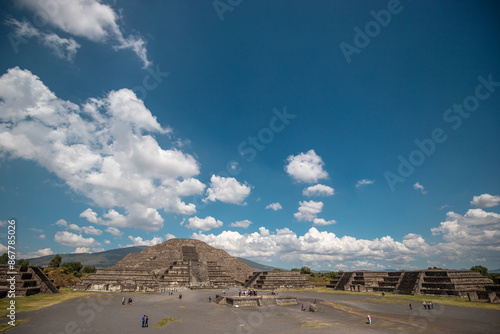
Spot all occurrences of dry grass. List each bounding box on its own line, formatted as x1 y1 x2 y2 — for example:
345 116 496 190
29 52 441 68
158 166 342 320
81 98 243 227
0 319 29 332
154 317 179 328
0 288 95 317
300 321 333 329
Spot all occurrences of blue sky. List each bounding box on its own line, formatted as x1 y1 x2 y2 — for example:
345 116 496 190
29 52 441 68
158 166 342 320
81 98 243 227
0 0 499 271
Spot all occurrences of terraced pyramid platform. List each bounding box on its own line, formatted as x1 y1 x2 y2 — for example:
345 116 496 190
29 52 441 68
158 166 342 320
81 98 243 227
75 239 255 292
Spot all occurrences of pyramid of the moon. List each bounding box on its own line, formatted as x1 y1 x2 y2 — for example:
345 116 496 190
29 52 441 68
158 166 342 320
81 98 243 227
75 238 255 292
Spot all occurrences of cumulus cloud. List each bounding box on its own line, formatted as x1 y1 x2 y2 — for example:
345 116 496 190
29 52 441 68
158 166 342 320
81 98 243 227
184 216 223 232
355 179 374 189
413 182 427 194
21 248 54 259
55 219 68 227
294 200 324 222
73 247 90 254
285 150 328 183
15 0 151 67
204 175 251 205
54 231 99 247
105 227 123 237
0 67 204 231
431 209 500 261
470 194 500 208
230 220 252 228
165 233 176 240
0 244 8 253
67 224 102 235
265 202 282 211
192 227 431 268
6 18 80 61
127 236 163 246
312 218 337 226
302 184 334 197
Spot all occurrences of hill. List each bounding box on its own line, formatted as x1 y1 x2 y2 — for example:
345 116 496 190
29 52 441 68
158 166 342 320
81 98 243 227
27 246 148 268
27 246 280 271
237 257 283 271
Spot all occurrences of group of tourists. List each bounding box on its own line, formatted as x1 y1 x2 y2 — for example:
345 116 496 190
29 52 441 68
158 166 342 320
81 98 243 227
122 297 133 305
238 289 258 296
423 301 434 309
141 315 149 328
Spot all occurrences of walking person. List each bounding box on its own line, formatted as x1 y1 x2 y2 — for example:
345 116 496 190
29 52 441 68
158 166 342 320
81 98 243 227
142 315 145 328
409 303 412 310
122 297 126 305
145 315 149 327
367 315 371 325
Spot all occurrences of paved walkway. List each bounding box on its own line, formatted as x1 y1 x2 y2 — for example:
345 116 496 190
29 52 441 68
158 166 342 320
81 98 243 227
8 287 500 333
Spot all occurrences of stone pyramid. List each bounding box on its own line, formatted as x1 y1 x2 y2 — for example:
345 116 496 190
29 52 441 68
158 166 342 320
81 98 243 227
76 238 254 292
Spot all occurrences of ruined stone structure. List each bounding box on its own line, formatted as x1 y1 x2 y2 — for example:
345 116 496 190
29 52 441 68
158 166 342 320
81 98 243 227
485 277 500 304
0 265 59 298
75 239 255 291
328 270 494 301
244 271 314 290
216 294 298 307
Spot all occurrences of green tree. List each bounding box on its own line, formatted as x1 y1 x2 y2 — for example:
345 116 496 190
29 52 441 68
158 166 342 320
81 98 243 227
62 262 83 276
17 259 30 266
300 266 311 275
82 266 96 274
48 254 62 268
0 253 8 264
324 271 338 280
291 268 300 272
470 265 488 277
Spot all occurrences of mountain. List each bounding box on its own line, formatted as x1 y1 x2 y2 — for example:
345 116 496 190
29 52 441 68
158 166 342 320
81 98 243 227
27 245 281 271
237 257 284 271
27 246 148 268
490 268 500 274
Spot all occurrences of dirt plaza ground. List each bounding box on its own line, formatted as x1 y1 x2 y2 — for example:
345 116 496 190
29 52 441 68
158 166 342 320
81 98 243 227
7 287 500 333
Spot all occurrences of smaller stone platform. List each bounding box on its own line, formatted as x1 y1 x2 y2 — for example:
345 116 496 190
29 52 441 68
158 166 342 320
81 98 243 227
215 294 297 307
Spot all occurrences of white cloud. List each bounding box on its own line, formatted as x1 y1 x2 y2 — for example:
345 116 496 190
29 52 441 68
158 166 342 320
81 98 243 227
127 235 163 246
413 182 427 194
165 233 176 240
230 220 252 228
313 218 337 226
0 67 205 231
0 220 7 227
470 194 500 208
16 0 151 67
73 247 90 254
6 18 80 61
55 219 68 227
204 175 251 205
22 248 54 259
54 231 99 247
104 239 111 244
39 234 46 239
192 226 431 267
265 202 282 211
355 179 374 189
67 224 102 235
29 228 43 233
294 200 323 222
0 244 7 253
285 150 328 183
302 184 334 197
430 208 500 262
105 227 123 237
185 216 223 232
